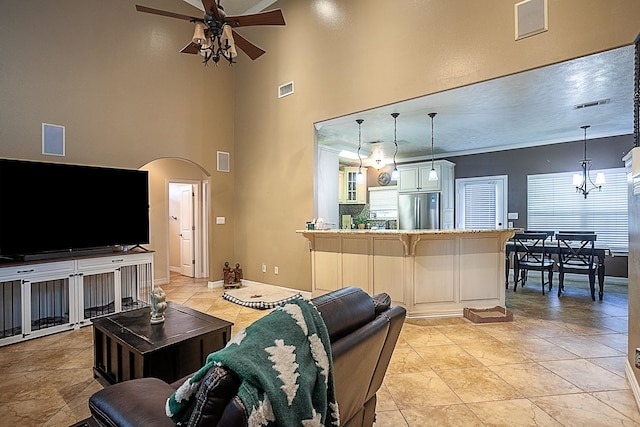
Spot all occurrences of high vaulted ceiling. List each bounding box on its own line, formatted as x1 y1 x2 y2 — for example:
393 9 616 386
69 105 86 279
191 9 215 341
181 2 635 168
316 45 635 167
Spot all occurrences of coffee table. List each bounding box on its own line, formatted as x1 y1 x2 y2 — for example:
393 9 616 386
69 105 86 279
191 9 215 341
92 301 233 385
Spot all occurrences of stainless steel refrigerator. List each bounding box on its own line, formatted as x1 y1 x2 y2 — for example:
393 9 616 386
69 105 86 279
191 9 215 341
398 192 440 230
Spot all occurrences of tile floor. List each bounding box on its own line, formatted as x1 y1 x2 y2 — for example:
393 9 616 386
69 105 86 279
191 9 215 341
0 272 638 426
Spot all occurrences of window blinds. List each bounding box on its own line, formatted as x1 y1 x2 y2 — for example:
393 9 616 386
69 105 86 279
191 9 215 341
527 168 628 253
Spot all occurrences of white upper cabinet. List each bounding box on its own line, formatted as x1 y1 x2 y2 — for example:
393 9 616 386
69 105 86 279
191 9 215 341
397 160 454 193
341 167 367 204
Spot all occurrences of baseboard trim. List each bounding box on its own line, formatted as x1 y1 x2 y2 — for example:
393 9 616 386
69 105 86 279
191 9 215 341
154 277 169 286
625 359 640 411
236 279 312 299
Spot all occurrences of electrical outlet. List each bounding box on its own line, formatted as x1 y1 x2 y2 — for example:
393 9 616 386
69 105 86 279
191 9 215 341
635 348 640 369
274 266 279 274
262 263 266 273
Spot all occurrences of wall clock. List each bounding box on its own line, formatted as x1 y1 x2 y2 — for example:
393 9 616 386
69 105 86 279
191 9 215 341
377 171 391 186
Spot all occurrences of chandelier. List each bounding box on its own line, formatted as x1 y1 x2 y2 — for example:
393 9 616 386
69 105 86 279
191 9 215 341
573 125 605 198
191 19 237 66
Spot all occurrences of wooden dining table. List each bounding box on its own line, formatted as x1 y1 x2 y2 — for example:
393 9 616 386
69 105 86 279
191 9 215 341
505 241 610 300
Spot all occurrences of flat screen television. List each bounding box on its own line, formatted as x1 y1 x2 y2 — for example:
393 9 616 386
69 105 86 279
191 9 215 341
0 158 149 260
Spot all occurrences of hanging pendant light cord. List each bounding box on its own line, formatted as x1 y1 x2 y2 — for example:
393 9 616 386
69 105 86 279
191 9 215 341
429 113 437 170
391 113 399 170
356 119 364 173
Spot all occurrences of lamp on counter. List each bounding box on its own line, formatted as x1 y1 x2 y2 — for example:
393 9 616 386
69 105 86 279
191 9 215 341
428 112 439 181
356 119 365 184
391 113 400 180
573 125 605 198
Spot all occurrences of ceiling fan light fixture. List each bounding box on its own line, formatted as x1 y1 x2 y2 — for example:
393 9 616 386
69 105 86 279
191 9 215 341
220 25 237 58
192 22 207 45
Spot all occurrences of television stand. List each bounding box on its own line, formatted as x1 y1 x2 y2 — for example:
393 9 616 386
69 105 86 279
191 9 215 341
21 247 114 262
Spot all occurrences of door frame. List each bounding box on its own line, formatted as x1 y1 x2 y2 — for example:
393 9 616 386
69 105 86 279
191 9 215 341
167 179 208 279
455 175 508 229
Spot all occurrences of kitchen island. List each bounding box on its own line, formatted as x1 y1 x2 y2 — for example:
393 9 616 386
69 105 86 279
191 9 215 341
298 229 517 318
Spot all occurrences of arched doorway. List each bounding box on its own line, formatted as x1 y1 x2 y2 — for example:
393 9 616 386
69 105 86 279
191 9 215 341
140 158 210 285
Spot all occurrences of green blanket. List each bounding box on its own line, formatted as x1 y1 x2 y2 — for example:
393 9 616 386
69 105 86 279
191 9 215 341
166 297 340 426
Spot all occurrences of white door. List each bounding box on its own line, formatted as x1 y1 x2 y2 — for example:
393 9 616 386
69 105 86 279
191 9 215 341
456 175 508 229
180 187 195 277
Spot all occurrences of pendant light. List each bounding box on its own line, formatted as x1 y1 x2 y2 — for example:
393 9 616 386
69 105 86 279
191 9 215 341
356 119 365 184
573 125 605 198
428 112 439 181
391 113 400 180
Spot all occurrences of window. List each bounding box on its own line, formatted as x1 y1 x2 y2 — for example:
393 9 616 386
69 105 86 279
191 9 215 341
527 168 627 253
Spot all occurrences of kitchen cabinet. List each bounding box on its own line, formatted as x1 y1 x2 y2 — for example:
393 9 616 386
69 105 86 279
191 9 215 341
0 251 153 347
397 160 454 193
341 167 368 204
397 160 455 229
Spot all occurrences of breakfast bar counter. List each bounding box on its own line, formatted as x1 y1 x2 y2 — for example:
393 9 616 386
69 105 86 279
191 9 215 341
298 229 517 318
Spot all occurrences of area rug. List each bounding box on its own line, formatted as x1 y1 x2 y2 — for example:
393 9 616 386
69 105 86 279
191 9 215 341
222 284 303 310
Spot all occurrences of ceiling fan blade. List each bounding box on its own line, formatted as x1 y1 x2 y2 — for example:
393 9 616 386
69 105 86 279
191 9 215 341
232 30 265 60
225 9 285 28
200 0 222 21
135 5 201 22
180 41 200 54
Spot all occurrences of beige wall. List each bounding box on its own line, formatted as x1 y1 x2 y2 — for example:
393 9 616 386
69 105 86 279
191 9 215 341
232 0 640 290
1 0 639 289
0 0 236 282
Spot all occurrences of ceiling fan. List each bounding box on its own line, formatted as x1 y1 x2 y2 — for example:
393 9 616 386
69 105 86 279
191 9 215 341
135 0 285 65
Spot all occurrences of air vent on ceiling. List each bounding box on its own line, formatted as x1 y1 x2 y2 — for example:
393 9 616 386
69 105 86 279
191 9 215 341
574 99 610 109
278 81 294 98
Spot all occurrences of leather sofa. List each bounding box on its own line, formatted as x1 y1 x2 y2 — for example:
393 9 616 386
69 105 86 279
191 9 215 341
87 286 406 426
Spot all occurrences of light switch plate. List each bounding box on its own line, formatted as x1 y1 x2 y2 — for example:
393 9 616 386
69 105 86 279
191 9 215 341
216 216 225 224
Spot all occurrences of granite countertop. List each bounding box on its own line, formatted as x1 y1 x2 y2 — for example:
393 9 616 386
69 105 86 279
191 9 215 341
296 228 522 235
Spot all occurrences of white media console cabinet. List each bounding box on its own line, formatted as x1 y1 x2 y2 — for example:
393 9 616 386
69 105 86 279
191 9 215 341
0 250 153 347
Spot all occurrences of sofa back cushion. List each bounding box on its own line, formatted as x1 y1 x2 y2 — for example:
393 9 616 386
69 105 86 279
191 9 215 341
312 286 375 342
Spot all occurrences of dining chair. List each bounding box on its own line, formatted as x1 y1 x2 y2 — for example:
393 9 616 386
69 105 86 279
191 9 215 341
555 233 598 300
512 232 554 294
524 230 555 240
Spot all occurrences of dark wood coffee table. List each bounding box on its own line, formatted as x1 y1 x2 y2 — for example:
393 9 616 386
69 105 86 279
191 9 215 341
92 301 233 385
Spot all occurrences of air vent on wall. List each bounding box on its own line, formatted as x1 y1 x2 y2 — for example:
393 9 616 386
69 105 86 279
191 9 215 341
42 123 65 156
515 0 548 40
574 99 611 109
217 151 230 172
278 81 294 98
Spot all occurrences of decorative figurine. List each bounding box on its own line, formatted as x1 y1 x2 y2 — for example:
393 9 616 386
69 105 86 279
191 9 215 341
150 286 167 324
234 263 243 282
223 262 243 288
223 262 233 284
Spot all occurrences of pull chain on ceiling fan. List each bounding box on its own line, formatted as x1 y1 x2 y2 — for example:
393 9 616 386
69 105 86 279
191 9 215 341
135 0 285 65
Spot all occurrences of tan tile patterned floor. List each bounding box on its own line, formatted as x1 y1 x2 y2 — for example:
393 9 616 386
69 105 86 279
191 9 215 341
0 272 638 426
